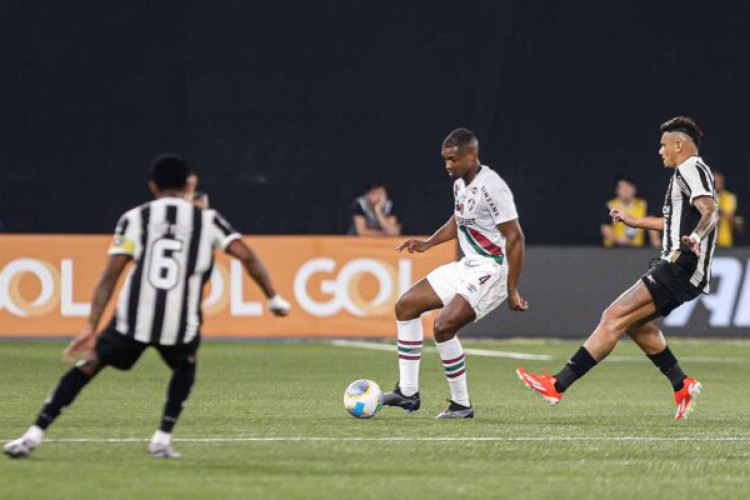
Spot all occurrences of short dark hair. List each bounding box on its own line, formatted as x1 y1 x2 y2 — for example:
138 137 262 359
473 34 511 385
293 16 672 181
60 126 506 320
615 175 635 187
660 116 703 146
443 128 478 149
365 182 385 193
151 154 189 190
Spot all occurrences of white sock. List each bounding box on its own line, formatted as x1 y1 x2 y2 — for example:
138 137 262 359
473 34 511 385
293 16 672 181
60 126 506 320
397 319 423 397
435 337 470 407
151 430 172 445
24 425 44 445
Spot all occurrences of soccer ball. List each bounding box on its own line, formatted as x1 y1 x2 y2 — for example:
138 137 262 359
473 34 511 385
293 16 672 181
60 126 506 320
343 379 383 419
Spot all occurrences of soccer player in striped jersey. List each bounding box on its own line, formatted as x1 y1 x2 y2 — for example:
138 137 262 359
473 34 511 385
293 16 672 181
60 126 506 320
4 155 290 459
382 128 529 419
518 116 718 420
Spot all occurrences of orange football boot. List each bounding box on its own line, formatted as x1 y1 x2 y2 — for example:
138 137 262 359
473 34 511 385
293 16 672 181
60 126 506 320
674 377 702 421
516 367 563 405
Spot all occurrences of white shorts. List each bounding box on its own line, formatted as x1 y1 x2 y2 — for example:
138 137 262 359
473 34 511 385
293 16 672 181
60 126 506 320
426 257 508 321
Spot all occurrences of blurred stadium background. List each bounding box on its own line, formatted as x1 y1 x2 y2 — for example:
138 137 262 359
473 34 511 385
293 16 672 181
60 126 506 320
1 1 748 339
2 2 750 498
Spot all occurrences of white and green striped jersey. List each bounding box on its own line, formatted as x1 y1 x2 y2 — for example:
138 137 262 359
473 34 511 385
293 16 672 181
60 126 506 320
453 165 518 263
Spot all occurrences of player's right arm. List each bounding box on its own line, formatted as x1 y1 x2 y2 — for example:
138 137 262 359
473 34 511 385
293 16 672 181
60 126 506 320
396 215 457 253
610 209 665 232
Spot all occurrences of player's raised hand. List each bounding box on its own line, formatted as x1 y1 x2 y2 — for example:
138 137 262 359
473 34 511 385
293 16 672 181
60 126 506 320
395 239 430 254
681 234 702 256
610 208 635 227
63 324 97 361
508 290 530 312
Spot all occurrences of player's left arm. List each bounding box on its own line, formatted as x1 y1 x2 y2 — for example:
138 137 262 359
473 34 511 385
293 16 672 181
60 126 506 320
226 239 290 316
497 219 529 312
64 255 131 361
681 196 719 255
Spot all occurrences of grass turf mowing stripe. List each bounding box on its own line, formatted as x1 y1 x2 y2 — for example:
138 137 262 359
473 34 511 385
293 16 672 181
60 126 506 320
331 340 553 361
16 436 750 443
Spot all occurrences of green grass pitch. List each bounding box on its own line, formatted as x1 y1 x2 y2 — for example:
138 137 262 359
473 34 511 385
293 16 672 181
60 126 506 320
2 338 750 499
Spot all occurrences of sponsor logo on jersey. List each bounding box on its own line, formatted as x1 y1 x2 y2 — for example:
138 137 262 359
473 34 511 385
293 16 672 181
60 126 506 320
481 186 500 217
455 216 476 226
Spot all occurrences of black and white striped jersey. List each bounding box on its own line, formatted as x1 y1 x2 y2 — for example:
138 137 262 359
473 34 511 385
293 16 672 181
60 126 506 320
660 156 717 293
108 197 240 345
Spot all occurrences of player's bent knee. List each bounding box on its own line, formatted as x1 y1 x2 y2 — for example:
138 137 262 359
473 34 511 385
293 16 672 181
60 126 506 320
395 295 419 321
433 317 458 343
75 356 104 377
598 308 628 338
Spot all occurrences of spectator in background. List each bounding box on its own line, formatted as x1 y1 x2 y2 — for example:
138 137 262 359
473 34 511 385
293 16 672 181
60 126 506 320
601 177 660 248
348 182 401 236
714 170 743 247
185 171 210 209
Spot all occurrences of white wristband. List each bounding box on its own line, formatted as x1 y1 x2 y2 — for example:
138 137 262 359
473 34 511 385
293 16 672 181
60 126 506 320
268 295 290 312
688 232 701 245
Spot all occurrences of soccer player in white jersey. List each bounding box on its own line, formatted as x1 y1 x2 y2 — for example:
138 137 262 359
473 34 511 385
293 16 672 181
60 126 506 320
518 116 719 420
4 155 291 459
382 128 529 419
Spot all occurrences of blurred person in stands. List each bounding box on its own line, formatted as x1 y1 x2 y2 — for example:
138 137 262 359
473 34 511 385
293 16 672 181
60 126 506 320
348 182 401 236
185 171 210 209
713 170 743 247
601 177 660 248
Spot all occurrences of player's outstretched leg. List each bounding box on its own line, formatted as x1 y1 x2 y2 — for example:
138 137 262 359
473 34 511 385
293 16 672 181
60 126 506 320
383 279 442 412
517 280 654 405
4 359 101 459
150 349 198 458
433 295 476 419
626 319 702 420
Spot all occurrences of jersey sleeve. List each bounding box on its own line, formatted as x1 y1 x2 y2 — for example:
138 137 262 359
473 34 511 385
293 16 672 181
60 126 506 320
483 175 519 225
678 161 714 204
352 200 366 217
207 209 242 250
108 211 138 257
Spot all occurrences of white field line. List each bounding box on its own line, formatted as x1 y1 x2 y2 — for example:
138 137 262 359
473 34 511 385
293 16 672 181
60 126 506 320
330 340 749 364
16 436 750 443
330 340 553 361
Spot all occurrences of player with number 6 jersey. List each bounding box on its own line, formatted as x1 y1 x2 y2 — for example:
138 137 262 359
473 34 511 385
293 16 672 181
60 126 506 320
4 154 291 460
382 128 529 419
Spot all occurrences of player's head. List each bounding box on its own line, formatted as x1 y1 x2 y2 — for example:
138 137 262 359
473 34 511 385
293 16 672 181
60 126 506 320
615 176 636 202
149 154 189 197
659 116 702 168
442 128 479 179
364 182 387 205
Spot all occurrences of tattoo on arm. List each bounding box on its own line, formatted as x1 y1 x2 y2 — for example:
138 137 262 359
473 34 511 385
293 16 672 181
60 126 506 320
692 196 720 240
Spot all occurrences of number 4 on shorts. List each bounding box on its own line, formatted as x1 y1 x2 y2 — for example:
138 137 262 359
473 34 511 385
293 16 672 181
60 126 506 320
478 275 491 285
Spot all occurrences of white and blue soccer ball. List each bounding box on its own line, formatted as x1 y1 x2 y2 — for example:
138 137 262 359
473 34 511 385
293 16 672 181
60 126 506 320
343 379 383 419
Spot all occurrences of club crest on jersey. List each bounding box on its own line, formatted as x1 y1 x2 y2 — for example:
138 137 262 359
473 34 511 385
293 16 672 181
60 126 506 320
467 199 476 212
455 201 465 214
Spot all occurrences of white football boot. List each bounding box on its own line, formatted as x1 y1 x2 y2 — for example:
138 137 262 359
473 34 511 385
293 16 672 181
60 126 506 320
148 430 182 459
4 426 44 459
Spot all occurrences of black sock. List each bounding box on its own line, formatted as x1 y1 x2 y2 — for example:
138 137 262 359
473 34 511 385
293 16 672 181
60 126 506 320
554 347 597 393
160 363 196 433
35 367 91 430
647 347 686 391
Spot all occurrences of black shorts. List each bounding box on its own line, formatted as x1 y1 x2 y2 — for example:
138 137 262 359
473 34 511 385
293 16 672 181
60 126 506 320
641 253 701 317
94 326 200 371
